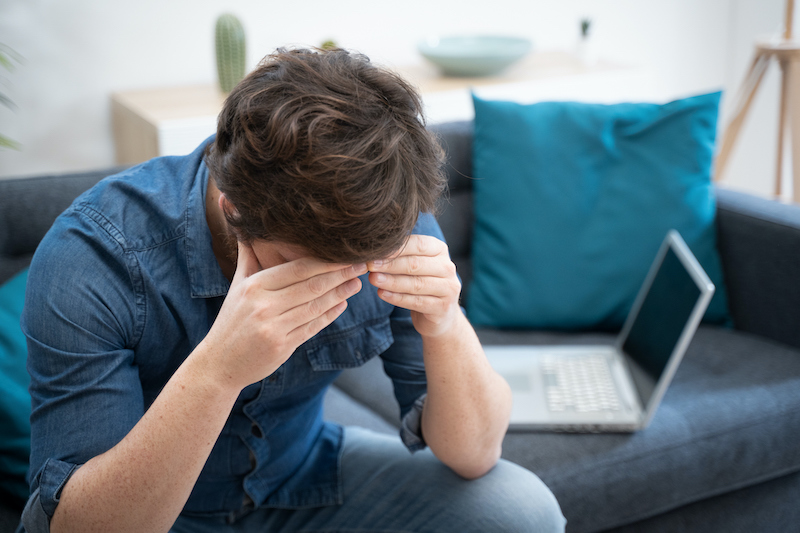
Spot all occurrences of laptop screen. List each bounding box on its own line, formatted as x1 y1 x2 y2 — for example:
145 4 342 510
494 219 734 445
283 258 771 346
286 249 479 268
621 245 702 407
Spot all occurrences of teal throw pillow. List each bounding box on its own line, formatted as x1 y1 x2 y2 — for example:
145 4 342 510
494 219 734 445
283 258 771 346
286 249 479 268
469 92 730 329
0 268 31 502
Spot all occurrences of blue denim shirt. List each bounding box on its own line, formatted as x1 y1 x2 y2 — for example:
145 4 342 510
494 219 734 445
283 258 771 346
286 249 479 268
21 138 438 530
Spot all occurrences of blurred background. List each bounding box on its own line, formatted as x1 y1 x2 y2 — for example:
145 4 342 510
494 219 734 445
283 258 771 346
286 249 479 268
0 0 794 199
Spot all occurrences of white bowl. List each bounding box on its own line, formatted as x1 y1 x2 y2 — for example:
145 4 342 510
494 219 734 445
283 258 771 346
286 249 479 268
418 35 532 77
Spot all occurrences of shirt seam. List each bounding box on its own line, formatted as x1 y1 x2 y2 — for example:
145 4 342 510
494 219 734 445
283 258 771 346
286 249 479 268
126 250 147 348
73 204 127 249
70 204 147 348
74 204 188 252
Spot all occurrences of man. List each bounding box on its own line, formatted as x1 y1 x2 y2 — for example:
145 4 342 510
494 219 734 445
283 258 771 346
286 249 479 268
21 48 565 533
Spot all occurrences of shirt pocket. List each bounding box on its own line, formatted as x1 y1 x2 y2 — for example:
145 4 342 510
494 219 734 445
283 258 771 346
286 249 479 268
305 317 393 371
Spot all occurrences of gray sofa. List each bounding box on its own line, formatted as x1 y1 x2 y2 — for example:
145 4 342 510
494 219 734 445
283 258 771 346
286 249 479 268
2 120 800 532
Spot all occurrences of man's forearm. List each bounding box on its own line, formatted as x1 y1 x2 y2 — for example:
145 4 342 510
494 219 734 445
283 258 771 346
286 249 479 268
365 235 511 478
420 313 512 479
50 344 240 533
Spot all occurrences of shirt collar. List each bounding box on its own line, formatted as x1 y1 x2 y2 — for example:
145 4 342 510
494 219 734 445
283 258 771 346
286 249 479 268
185 140 231 298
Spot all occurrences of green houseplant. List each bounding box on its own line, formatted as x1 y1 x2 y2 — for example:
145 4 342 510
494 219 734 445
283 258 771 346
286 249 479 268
0 44 22 149
215 14 246 94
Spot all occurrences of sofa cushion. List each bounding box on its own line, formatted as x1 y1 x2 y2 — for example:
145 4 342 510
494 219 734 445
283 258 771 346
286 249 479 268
323 384 397 435
332 356 401 430
484 326 800 533
0 268 31 504
605 469 800 533
468 93 730 330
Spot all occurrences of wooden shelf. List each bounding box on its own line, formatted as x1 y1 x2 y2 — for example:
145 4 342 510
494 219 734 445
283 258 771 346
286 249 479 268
111 51 621 165
393 50 618 94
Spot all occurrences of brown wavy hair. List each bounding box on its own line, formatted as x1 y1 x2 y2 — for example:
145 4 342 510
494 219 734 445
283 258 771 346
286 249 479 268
204 47 446 263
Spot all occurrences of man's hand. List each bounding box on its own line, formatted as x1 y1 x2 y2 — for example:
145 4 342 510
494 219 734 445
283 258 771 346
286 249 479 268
367 235 462 339
201 241 365 391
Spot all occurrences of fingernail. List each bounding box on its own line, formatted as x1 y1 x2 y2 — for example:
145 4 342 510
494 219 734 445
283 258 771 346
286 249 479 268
373 273 386 283
371 259 385 267
346 279 361 292
354 263 368 274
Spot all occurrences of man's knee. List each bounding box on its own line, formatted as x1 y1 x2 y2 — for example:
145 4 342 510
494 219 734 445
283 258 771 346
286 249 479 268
475 459 566 533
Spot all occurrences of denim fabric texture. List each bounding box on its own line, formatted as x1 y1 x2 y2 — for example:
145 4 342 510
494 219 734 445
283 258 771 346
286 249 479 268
21 138 436 528
170 426 567 533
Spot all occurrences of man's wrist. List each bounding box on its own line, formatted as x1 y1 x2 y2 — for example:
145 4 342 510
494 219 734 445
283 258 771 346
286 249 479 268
420 309 470 346
187 340 245 400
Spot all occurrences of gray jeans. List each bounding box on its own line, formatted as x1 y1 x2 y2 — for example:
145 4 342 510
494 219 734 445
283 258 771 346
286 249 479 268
171 426 566 533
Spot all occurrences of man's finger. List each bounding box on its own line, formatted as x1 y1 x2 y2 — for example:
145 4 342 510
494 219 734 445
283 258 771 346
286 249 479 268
376 290 449 315
381 235 446 260
280 264 367 307
282 277 362 328
287 299 349 347
233 241 262 283
369 272 456 297
367 255 453 278
254 258 363 291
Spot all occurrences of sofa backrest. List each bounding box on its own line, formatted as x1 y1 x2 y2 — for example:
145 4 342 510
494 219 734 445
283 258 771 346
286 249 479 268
430 121 475 305
5 125 800 351
0 168 126 284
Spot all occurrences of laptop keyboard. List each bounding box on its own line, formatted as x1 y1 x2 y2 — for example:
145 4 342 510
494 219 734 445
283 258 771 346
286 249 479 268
542 354 622 412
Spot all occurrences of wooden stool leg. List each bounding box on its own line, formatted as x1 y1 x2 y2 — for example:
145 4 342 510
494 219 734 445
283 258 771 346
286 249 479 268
776 59 790 197
788 58 800 202
715 52 771 181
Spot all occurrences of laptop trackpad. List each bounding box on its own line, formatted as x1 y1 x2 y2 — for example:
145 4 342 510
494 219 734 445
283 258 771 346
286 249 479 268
503 373 533 393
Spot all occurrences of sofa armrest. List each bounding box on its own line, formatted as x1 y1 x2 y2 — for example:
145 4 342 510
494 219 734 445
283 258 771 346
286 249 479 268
716 187 800 350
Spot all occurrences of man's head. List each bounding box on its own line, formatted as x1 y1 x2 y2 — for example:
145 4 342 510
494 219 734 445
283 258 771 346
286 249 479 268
204 47 446 264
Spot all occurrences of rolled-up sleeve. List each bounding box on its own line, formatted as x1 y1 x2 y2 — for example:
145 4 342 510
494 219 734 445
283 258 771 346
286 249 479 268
399 393 427 452
21 207 144 531
21 459 77 532
380 304 428 452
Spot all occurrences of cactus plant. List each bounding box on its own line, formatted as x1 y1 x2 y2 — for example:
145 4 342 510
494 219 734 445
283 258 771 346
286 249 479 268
215 14 246 94
320 39 338 51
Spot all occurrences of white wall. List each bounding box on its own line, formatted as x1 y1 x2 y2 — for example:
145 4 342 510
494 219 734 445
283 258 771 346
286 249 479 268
0 0 790 199
721 0 792 198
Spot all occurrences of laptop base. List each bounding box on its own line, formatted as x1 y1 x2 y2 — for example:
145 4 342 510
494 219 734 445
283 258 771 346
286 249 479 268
487 345 645 433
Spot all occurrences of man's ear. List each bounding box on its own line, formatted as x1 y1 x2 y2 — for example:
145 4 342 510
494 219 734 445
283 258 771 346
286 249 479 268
219 193 237 218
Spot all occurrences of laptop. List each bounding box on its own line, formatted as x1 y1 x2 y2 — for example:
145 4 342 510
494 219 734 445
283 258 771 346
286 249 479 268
484 230 715 432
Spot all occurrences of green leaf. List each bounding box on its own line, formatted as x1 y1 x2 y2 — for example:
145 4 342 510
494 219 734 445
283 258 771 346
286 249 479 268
0 46 22 72
0 92 17 110
0 44 23 60
0 44 22 148
0 134 20 150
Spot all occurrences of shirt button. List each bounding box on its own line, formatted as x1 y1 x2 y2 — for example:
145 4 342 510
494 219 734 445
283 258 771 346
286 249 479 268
268 374 278 383
251 423 264 439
